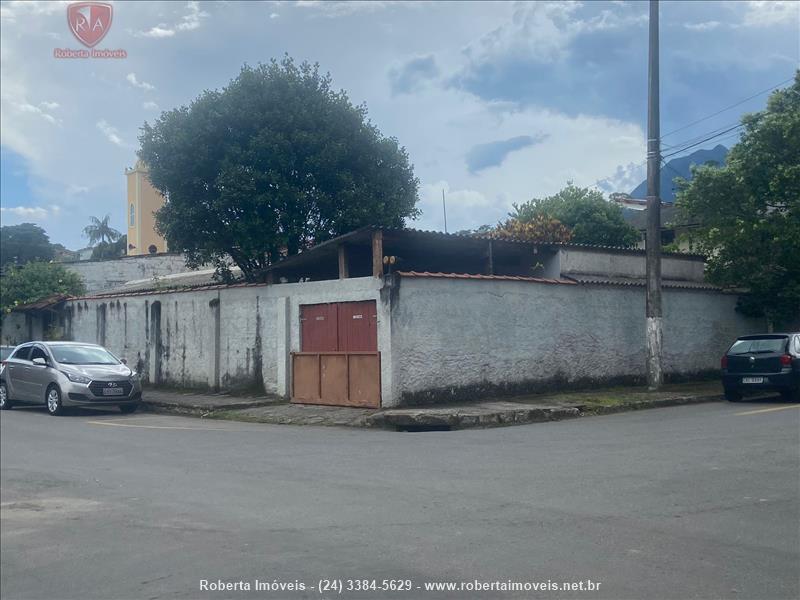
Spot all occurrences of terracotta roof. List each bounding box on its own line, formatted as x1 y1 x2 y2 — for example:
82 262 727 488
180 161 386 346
11 294 72 312
396 271 577 285
565 274 724 291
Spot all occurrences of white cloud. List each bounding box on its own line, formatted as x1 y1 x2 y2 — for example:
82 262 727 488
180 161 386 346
142 101 159 110
0 205 61 220
140 25 176 38
137 1 209 38
270 12 280 20
126 73 156 91
96 120 126 147
742 1 800 27
294 1 400 18
684 20 721 31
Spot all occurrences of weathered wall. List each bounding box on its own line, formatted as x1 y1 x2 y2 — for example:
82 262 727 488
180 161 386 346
389 276 764 405
63 253 189 294
0 312 38 346
559 248 706 281
63 277 390 400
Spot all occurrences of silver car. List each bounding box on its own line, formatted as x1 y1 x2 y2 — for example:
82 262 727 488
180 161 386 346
0 342 142 415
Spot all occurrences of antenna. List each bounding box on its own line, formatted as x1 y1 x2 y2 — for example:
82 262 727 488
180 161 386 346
442 189 448 234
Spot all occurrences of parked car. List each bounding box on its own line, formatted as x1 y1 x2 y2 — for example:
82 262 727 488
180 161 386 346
721 333 800 402
0 342 141 415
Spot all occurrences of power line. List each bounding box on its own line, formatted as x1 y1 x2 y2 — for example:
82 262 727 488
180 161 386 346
661 120 742 150
661 76 793 138
662 123 743 160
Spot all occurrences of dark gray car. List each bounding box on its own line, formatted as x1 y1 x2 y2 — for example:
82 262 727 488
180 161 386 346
0 342 142 415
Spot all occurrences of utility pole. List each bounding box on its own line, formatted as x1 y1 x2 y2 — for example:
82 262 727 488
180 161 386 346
646 0 663 390
442 189 448 234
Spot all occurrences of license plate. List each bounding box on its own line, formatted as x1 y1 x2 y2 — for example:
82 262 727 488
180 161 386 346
742 377 764 384
102 387 124 396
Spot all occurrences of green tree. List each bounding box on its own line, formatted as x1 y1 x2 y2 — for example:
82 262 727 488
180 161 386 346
0 223 54 267
511 183 640 247
491 215 573 244
675 73 800 326
0 262 85 316
139 56 420 281
90 235 127 260
83 214 121 246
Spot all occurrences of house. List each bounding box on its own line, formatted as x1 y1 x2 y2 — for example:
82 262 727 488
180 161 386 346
2 227 764 408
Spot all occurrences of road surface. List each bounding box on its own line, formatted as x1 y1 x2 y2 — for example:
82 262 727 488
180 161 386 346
2 399 798 599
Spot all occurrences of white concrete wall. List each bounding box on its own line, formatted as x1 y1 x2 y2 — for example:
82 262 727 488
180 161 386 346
559 248 706 281
1 312 30 346
64 277 389 400
389 276 764 405
64 253 190 294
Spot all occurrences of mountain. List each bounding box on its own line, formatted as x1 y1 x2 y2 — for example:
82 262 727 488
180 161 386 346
630 144 728 202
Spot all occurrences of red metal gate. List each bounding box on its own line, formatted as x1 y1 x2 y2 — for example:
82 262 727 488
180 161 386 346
293 301 380 408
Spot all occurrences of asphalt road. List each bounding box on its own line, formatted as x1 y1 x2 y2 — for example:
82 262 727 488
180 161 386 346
1 399 798 600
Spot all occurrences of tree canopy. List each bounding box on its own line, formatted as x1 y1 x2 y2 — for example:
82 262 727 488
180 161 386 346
0 223 54 267
83 215 121 246
510 183 640 247
0 262 85 316
490 215 572 244
675 72 800 326
139 56 420 281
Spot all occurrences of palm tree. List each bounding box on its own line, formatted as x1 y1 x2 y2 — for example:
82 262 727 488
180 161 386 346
83 215 121 246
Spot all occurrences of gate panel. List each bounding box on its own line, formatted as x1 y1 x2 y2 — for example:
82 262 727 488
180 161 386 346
337 300 378 352
348 354 381 407
320 355 349 404
300 303 338 352
292 354 320 402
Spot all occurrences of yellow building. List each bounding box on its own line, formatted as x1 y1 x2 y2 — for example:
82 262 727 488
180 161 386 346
125 160 168 255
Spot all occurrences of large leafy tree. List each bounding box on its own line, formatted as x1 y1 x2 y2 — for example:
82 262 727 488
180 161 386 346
0 223 54 267
139 56 420 281
83 214 121 246
675 73 799 326
0 262 85 316
511 183 640 247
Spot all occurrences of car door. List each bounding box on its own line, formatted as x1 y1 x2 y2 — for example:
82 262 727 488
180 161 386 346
27 345 53 404
5 345 33 401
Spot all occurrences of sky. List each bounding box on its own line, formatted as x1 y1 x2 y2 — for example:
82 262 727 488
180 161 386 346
0 0 798 250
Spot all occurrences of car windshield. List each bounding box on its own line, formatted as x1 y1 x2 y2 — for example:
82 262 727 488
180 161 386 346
50 345 119 365
729 337 787 355
0 347 13 361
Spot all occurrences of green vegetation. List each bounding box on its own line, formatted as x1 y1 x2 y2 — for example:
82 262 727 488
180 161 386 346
675 72 800 325
0 223 55 267
0 262 85 316
139 56 420 282
509 183 640 247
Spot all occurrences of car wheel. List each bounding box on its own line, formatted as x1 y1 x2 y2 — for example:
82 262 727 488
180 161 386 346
780 389 799 402
724 389 743 402
119 403 139 414
46 385 65 416
0 382 13 410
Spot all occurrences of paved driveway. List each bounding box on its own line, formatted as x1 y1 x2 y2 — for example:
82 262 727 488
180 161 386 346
2 399 798 599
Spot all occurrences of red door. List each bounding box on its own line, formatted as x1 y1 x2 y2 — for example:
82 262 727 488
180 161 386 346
337 301 377 352
300 304 338 351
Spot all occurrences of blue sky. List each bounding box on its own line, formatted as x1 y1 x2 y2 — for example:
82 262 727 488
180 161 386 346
1 1 798 249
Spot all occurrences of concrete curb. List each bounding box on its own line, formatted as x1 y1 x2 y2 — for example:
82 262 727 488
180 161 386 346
140 398 281 415
140 392 726 430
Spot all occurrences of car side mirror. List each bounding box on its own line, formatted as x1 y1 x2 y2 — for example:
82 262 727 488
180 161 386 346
121 358 128 365
32 357 47 367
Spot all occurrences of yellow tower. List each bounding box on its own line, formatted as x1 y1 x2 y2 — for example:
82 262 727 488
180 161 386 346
125 160 168 256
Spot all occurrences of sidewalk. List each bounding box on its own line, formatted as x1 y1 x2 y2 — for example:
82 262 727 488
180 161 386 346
140 381 726 430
